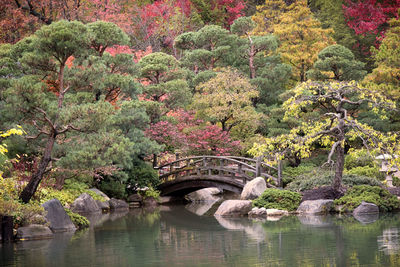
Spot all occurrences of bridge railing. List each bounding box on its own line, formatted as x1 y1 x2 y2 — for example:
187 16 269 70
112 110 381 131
155 155 281 186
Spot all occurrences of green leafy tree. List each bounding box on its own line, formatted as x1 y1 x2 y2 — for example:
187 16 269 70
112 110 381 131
2 20 157 203
174 25 237 72
138 52 192 122
231 16 291 105
307 44 366 81
192 68 260 141
249 81 398 191
363 16 400 101
308 0 375 70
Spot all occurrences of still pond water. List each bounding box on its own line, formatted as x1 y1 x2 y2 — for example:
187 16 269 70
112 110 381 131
2 203 400 267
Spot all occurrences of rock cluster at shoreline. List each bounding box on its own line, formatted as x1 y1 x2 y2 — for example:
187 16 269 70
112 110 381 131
15 188 129 241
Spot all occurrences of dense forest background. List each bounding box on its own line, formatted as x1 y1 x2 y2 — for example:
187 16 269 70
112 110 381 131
0 0 400 200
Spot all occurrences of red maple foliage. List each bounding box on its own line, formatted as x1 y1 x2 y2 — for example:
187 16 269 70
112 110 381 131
145 110 241 156
343 0 400 36
1 0 245 45
217 0 245 25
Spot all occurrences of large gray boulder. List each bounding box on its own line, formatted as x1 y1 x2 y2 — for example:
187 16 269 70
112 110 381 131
89 188 110 201
109 198 129 211
89 188 111 212
127 194 143 202
353 201 379 215
42 199 76 232
297 199 334 215
240 177 266 200
70 193 101 214
16 224 53 241
186 198 220 216
248 207 288 219
187 187 221 202
248 207 268 217
214 200 252 217
96 200 110 212
143 197 159 207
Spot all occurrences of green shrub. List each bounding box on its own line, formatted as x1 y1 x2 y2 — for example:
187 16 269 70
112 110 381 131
283 163 317 177
343 174 383 187
65 209 90 229
344 149 376 169
393 176 400 187
0 198 45 227
253 189 302 211
286 172 382 192
334 185 400 212
0 176 19 200
344 166 383 179
282 163 317 187
0 177 46 226
139 187 161 201
126 160 160 195
37 182 105 206
98 178 126 199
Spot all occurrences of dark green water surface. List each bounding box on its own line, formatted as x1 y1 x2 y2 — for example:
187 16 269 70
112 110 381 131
2 204 400 267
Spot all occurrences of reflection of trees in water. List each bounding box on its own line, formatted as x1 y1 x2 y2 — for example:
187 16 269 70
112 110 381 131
378 228 400 255
4 208 400 266
158 205 245 265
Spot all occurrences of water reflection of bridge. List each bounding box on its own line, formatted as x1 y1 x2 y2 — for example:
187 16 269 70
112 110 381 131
155 156 281 196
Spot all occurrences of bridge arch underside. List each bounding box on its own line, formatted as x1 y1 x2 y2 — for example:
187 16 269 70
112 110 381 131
158 176 245 196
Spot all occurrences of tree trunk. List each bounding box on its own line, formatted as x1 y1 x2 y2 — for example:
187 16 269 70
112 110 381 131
20 63 66 203
333 118 345 191
19 132 56 203
333 141 344 191
248 37 256 79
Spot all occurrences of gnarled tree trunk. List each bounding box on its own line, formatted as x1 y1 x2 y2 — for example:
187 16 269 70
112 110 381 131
19 131 56 203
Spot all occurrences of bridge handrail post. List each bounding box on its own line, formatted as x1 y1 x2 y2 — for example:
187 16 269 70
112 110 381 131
277 159 282 188
219 158 224 176
256 156 262 177
175 153 180 179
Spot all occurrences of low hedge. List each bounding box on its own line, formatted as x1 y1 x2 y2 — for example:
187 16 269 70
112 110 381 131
286 173 382 192
253 189 302 211
334 185 400 212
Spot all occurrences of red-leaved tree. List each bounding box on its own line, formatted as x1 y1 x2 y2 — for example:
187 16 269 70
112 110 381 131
145 110 241 159
343 0 400 42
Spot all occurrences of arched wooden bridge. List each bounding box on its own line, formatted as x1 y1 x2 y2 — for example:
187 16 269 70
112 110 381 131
155 156 281 196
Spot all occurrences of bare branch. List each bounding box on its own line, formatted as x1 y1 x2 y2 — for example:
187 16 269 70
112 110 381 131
14 0 53 24
323 141 341 167
58 124 84 134
25 130 49 139
62 85 70 95
35 107 56 130
341 99 365 105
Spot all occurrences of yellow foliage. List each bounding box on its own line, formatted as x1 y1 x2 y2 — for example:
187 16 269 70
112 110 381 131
192 68 260 138
0 126 25 155
252 0 335 82
249 80 400 168
252 0 288 35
